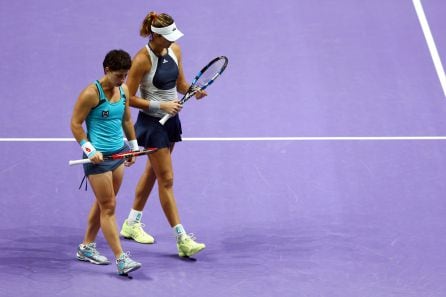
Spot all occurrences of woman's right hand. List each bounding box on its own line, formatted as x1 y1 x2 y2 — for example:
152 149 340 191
89 151 104 164
161 100 183 115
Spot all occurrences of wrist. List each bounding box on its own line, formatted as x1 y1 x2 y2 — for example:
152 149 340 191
128 139 139 151
80 140 96 158
146 100 161 112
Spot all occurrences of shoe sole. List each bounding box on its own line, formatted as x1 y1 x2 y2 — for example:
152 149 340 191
179 245 206 257
76 253 110 265
120 231 155 244
118 264 142 275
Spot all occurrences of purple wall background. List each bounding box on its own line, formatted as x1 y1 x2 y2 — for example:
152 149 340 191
1 0 446 138
1 0 446 296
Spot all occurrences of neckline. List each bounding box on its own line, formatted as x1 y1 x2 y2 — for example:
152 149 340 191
147 43 168 57
95 80 122 104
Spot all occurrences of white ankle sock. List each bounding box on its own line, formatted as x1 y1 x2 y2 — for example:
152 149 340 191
173 224 186 236
128 209 143 224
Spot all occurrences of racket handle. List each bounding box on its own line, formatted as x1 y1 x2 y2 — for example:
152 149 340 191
159 114 172 125
68 158 92 166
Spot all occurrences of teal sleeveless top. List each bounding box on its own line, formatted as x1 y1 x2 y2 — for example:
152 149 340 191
85 80 126 154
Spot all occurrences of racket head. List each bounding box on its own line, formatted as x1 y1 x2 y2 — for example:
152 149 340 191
193 56 228 90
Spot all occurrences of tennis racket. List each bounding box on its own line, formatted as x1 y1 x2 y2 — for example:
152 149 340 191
68 147 158 166
159 56 229 125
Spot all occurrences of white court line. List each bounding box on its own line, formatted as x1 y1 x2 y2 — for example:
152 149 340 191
412 0 446 97
2 136 446 142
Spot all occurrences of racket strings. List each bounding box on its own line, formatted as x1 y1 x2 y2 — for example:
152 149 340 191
195 59 226 88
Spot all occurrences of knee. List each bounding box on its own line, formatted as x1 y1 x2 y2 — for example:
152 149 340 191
99 199 116 216
157 174 174 189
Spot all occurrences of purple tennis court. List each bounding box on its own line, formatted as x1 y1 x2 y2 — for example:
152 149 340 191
1 0 446 296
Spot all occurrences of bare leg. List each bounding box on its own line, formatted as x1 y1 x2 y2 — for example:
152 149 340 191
82 201 101 244
149 147 181 227
132 159 157 211
132 144 175 211
146 146 206 257
86 165 125 258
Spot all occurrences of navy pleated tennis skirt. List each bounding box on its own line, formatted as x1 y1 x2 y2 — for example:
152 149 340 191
134 111 182 149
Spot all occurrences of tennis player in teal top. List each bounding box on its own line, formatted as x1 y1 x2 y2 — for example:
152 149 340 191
70 49 142 275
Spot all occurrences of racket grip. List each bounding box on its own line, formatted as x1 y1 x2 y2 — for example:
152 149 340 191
159 114 172 125
68 159 92 166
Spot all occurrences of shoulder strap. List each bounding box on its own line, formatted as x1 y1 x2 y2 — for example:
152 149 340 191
119 86 126 104
167 47 178 65
93 80 107 109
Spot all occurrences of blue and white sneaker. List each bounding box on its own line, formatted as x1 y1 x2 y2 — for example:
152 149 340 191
116 252 141 275
76 242 110 265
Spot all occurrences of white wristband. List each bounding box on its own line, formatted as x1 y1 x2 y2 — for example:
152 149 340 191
147 100 161 112
80 140 96 158
128 139 139 151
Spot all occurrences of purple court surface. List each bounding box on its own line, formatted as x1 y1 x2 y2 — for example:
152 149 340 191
1 0 446 296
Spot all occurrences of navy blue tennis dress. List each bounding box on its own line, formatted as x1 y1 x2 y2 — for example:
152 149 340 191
134 44 182 149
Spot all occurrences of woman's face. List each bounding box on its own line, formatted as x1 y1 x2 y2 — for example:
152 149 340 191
155 34 173 48
106 69 128 86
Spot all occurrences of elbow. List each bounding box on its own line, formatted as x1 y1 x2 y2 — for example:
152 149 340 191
70 120 81 134
70 120 76 132
129 96 138 107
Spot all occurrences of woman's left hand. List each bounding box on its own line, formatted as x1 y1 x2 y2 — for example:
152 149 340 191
194 89 207 100
124 155 136 167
